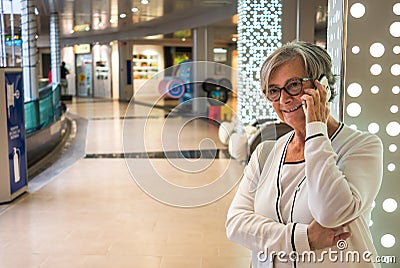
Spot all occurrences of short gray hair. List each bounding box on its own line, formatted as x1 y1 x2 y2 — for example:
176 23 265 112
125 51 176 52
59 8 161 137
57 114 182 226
260 41 336 101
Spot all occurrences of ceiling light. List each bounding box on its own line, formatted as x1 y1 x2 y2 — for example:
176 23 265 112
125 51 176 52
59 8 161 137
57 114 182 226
214 48 227 53
120 13 127 19
131 7 139 12
201 0 232 6
141 0 149 4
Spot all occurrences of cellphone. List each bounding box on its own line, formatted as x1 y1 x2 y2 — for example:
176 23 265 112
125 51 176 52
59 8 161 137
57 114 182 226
302 75 331 112
318 75 331 101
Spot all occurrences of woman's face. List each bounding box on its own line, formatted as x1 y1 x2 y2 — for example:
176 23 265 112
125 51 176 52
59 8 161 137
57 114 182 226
267 57 313 130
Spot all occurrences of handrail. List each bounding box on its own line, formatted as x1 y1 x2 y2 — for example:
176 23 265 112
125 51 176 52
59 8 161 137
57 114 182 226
24 83 63 135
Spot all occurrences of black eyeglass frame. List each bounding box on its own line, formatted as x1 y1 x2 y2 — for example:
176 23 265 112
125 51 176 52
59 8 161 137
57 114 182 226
264 77 313 102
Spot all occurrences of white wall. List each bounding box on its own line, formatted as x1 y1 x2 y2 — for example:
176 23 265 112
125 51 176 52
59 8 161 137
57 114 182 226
61 46 75 96
92 44 112 98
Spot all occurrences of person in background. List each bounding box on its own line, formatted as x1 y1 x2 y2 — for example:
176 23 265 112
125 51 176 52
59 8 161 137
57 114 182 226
47 68 52 85
226 41 383 268
60 61 70 79
60 61 70 95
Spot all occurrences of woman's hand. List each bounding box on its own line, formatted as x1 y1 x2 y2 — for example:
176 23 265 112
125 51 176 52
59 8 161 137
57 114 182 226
301 80 330 124
307 219 352 250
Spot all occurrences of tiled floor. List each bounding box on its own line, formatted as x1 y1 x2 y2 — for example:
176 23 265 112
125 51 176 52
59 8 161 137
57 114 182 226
0 96 250 267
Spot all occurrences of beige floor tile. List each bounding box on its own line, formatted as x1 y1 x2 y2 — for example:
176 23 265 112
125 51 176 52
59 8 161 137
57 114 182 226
83 255 161 268
160 256 202 268
202 256 252 268
40 254 87 268
0 253 47 268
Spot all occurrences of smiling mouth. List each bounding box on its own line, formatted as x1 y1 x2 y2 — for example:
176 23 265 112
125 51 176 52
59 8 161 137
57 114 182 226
282 104 303 113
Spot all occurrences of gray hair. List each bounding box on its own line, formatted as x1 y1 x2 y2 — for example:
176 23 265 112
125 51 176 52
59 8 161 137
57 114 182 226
260 41 336 101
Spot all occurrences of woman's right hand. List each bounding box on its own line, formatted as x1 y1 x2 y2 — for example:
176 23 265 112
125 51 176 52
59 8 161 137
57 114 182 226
307 219 352 250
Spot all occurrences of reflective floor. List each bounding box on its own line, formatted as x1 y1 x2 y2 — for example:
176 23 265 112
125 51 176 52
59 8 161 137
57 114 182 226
0 97 250 268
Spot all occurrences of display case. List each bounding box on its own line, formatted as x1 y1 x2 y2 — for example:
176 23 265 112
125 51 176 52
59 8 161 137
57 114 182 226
133 53 159 79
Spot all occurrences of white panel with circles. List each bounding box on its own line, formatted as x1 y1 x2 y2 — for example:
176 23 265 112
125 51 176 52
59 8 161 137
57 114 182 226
329 0 399 265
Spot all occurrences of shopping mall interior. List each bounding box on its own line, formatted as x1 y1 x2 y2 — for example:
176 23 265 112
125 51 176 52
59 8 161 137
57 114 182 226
0 0 398 267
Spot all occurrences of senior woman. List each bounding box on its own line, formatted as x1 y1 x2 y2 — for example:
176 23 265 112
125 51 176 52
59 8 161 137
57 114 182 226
226 41 383 268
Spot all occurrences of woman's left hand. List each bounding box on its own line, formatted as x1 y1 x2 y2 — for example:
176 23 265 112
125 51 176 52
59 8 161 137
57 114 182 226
307 219 352 250
301 80 330 124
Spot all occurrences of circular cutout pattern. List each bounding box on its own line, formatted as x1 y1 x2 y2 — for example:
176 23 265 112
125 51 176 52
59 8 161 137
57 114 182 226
369 42 385 58
347 83 363 97
350 3 366 18
346 102 362 117
390 22 400 37
382 198 397 213
370 64 382 75
381 234 395 248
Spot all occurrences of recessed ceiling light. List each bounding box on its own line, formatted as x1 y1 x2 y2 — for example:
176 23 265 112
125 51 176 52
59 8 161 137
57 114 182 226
141 0 149 4
120 13 127 19
131 7 139 12
201 0 232 6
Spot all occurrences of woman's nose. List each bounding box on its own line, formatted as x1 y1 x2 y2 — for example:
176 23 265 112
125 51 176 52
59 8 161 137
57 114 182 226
279 89 292 103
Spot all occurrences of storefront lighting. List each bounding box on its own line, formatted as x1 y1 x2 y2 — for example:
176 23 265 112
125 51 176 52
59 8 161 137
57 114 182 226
73 24 91 32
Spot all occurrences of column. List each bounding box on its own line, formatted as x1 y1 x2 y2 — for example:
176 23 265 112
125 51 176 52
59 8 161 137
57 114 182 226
20 0 38 101
118 40 133 101
49 12 60 90
191 25 214 115
0 1 7 66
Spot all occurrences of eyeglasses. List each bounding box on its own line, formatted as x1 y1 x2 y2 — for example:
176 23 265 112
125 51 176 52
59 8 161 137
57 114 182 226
264 77 313 102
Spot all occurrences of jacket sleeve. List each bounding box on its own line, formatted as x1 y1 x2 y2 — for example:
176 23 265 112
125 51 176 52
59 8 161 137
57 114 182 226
305 122 383 228
226 142 310 255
